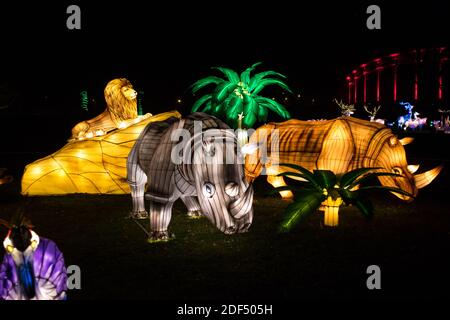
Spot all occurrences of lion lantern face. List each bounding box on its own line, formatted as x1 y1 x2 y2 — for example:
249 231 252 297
121 86 137 100
70 78 139 140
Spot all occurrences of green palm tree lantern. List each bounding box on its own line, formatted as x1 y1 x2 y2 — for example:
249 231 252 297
273 164 414 230
190 62 291 144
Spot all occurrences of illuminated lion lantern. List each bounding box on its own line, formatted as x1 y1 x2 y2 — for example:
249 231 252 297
71 78 145 140
245 117 442 201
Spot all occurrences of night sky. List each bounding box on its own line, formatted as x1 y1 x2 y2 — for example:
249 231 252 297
1 2 449 306
0 1 449 119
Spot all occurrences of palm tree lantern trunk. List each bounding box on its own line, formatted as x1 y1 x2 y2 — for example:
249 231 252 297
237 112 248 146
323 196 343 227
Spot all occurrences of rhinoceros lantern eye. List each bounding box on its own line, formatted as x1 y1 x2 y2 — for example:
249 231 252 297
202 182 215 198
392 167 403 175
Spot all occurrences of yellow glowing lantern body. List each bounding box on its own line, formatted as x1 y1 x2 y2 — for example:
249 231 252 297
323 195 343 227
21 111 181 195
318 188 344 227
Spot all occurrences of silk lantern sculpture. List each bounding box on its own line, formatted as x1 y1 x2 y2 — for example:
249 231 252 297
22 110 180 195
190 62 291 148
272 165 413 228
71 78 150 140
127 112 254 242
0 216 67 300
21 78 182 195
245 117 442 202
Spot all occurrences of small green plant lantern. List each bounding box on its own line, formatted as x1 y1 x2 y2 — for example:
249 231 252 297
273 164 414 230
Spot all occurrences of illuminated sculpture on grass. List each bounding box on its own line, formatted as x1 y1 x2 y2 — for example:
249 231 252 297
273 165 412 228
397 101 414 129
21 111 181 195
190 62 291 145
335 99 355 117
364 104 385 124
71 78 149 140
0 215 67 300
245 117 442 201
127 113 254 242
397 101 427 130
436 109 450 132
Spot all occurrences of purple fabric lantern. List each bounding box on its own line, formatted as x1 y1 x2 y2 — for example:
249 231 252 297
1 231 67 300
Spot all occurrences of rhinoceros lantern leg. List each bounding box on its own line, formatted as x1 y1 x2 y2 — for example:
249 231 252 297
267 175 293 200
127 145 148 219
148 201 174 242
237 207 253 233
181 196 202 218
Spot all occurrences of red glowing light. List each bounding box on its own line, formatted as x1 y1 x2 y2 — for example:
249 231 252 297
439 76 443 100
348 83 352 104
376 72 380 102
414 74 419 100
346 76 351 81
363 74 367 104
390 53 400 58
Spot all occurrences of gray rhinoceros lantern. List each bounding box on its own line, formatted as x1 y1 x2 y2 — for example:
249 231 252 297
127 113 254 242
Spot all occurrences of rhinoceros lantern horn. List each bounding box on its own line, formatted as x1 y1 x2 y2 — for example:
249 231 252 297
414 165 443 189
225 182 240 197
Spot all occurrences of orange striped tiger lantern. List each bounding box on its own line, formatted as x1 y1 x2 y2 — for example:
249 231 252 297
245 117 442 201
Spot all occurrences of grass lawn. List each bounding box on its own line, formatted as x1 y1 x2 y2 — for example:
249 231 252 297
1 175 449 300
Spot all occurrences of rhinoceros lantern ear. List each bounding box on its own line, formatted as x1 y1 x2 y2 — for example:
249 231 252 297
399 137 414 146
202 139 216 157
389 136 398 147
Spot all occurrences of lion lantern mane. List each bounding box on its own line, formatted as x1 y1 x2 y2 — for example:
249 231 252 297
71 78 138 140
